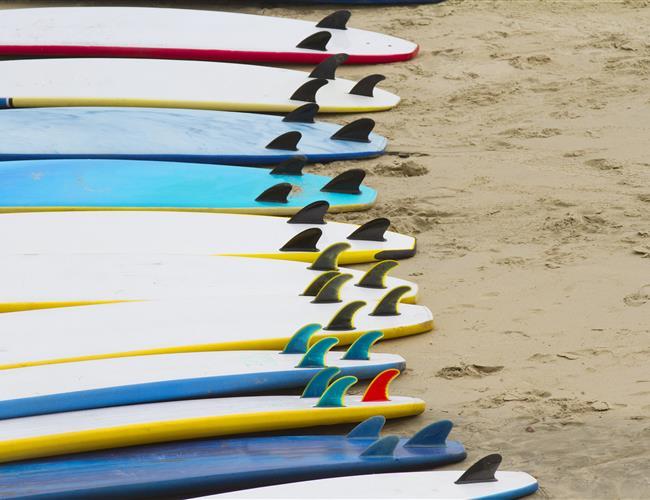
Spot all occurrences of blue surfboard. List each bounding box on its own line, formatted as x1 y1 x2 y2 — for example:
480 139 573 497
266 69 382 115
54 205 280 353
0 106 386 166
0 158 375 214
0 417 466 499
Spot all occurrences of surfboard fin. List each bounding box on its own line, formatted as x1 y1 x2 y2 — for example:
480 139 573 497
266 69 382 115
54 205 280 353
280 228 322 252
266 131 302 151
296 337 339 368
321 169 366 195
370 286 411 316
255 183 292 203
348 218 390 242
301 367 341 398
342 331 383 360
281 324 322 354
303 271 341 297
297 31 332 51
290 78 329 103
310 53 349 80
317 10 351 30
315 375 358 407
312 273 353 304
360 436 399 457
350 74 386 97
361 368 400 402
324 300 366 331
331 118 375 143
308 242 351 271
455 454 502 484
288 200 329 225
356 260 398 289
404 420 453 447
283 103 320 123
270 156 306 176
347 415 386 439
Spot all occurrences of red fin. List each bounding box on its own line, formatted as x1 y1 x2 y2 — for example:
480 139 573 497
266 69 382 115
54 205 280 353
361 368 400 402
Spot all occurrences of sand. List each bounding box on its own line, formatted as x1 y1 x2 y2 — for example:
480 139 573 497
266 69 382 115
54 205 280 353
2 0 650 498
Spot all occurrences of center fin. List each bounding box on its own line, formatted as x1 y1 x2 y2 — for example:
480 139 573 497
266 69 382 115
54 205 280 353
347 415 386 439
321 169 366 195
312 273 353 304
301 367 341 398
455 454 502 484
281 324 322 354
310 53 349 80
331 118 375 143
360 436 399 457
290 78 329 102
288 201 329 225
356 261 398 289
270 156 306 176
308 242 351 271
315 375 358 407
297 31 332 51
266 131 302 151
361 368 400 402
324 300 366 331
283 103 319 123
303 271 341 297
296 337 339 368
316 10 351 30
342 331 383 360
370 286 411 316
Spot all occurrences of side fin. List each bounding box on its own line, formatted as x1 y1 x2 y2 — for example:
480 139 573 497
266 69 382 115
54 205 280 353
281 324 322 354
301 367 341 398
348 218 390 242
290 78 329 103
270 156 306 176
308 242 351 271
279 228 322 252
266 131 301 151
361 368 400 402
296 337 339 368
312 273 353 304
255 183 292 203
316 10 351 30
342 331 383 360
350 74 386 98
315 375 358 407
310 53 349 80
303 271 341 297
360 436 399 457
356 260 398 289
297 31 331 51
283 103 319 123
331 118 375 143
404 420 453 447
455 454 502 484
347 415 386 439
370 286 411 316
321 169 365 195
324 300 366 331
288 201 329 225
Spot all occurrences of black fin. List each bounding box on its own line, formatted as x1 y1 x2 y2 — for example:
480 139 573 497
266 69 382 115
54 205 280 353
297 31 332 51
356 260 398 289
309 242 351 271
303 271 341 297
288 201 329 225
270 156 307 176
324 300 366 331
255 183 292 204
316 10 351 30
309 54 349 80
321 169 365 195
455 454 502 484
283 103 320 123
290 78 329 103
266 131 301 151
350 74 386 97
280 228 322 252
312 273 353 304
370 286 411 316
348 218 389 242
331 118 375 143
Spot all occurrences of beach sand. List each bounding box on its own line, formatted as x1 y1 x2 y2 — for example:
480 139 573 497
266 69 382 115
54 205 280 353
2 0 649 498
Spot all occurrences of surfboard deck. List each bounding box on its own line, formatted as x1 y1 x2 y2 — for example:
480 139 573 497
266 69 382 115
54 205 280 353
0 159 376 215
0 58 399 113
0 211 416 264
0 107 386 165
0 7 417 64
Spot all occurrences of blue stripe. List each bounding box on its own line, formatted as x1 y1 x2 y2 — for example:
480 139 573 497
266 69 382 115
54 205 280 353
0 98 11 109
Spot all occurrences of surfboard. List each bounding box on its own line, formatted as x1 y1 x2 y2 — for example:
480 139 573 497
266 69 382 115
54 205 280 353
0 106 387 165
0 159 376 215
0 8 418 65
213 455 539 499
0 211 417 264
0 369 425 463
0 58 399 113
0 417 466 499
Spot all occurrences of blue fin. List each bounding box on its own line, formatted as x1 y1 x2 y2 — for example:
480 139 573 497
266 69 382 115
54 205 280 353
281 324 321 354
296 337 339 368
404 420 453 447
301 367 340 398
315 375 357 407
360 435 399 457
342 330 383 360
347 415 386 439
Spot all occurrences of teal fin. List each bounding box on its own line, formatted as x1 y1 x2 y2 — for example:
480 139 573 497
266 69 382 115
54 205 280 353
347 415 386 439
281 324 321 354
315 375 358 407
404 420 453 447
312 273 353 304
301 367 341 398
360 435 399 457
342 330 383 360
296 337 339 368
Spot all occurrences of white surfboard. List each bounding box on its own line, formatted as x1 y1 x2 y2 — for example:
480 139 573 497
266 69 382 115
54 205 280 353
0 58 399 113
0 211 416 265
0 8 417 64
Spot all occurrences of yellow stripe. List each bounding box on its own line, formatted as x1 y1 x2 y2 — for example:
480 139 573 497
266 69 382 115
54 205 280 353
0 402 424 463
0 320 434 370
0 300 136 314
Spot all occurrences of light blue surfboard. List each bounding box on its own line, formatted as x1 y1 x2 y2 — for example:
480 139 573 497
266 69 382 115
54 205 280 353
0 106 386 166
